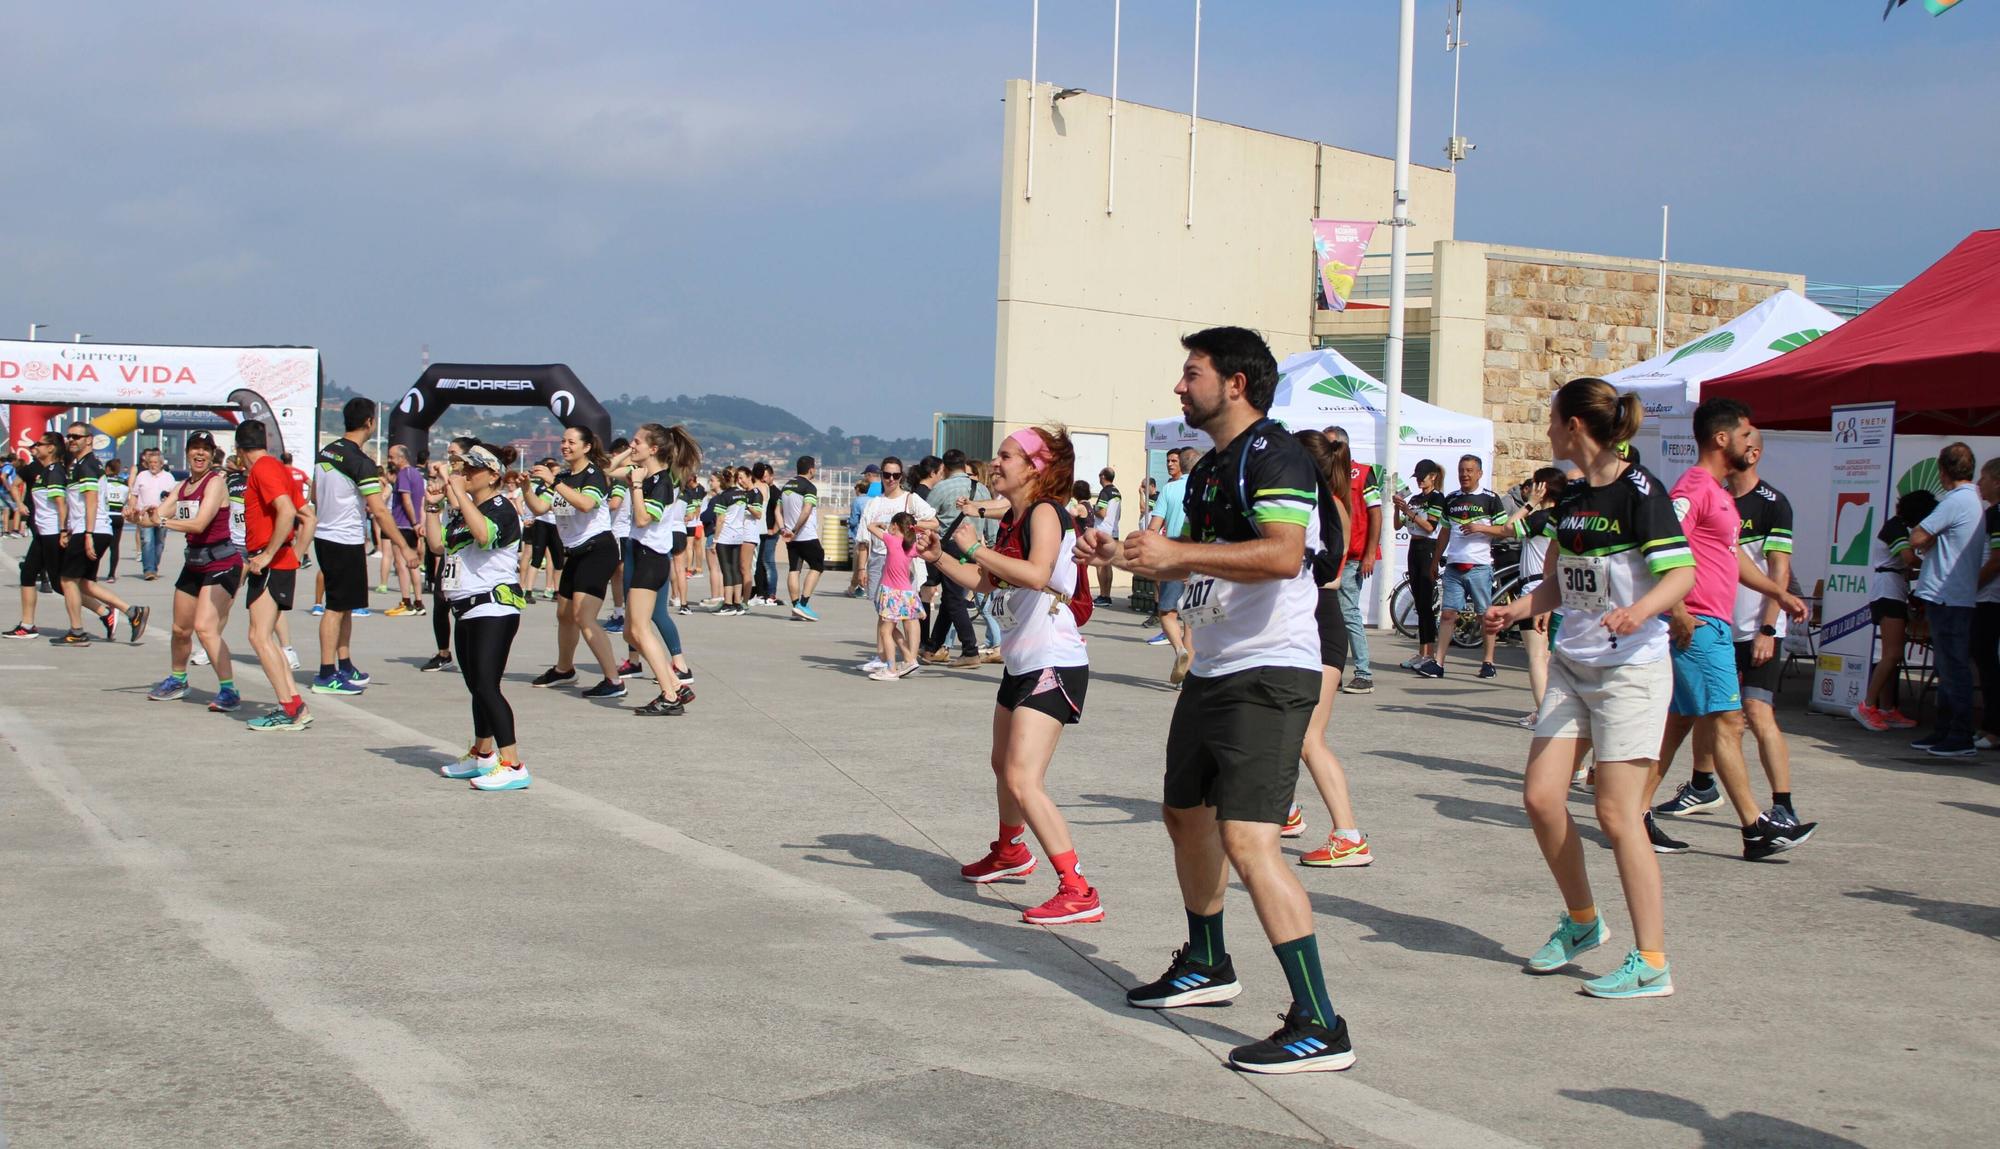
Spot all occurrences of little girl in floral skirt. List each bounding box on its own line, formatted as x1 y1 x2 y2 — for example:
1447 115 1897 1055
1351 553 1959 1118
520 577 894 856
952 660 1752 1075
869 511 925 680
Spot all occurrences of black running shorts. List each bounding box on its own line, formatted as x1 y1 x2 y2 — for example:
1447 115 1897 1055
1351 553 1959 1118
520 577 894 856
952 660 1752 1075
60 533 110 582
1316 587 1348 671
996 664 1088 725
18 534 61 587
629 541 673 593
316 540 369 612
1733 638 1784 703
247 567 296 611
1163 666 1320 824
557 533 618 600
176 563 243 598
788 539 825 572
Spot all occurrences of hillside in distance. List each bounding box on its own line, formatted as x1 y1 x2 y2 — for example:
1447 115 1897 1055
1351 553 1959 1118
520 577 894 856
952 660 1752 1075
321 381 933 465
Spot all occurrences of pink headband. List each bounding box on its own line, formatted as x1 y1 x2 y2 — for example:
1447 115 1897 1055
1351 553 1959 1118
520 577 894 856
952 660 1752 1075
1007 428 1050 472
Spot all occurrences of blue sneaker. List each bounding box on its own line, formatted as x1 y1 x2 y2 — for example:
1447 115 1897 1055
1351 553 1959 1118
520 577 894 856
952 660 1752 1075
1581 949 1674 999
352 607 372 617
791 602 820 622
440 748 497 780
311 673 365 696
147 675 190 702
604 613 625 634
1146 631 1171 646
208 687 242 713
1525 913 1609 973
310 604 325 616
340 666 372 687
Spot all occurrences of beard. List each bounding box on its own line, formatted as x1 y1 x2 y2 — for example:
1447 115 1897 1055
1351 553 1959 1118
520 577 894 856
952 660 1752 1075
1181 389 1225 431
1726 448 1754 472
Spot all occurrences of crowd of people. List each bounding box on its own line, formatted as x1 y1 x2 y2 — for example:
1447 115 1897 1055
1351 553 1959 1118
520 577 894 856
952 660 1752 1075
9 323 2000 1076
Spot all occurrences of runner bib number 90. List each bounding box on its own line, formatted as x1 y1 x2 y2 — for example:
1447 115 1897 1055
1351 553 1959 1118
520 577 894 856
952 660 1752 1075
174 502 195 521
1557 553 1611 613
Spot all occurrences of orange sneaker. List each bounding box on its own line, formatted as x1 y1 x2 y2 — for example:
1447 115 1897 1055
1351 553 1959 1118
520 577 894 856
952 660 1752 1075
1022 883 1104 925
960 842 1036 884
1299 834 1373 868
1280 804 1307 838
1882 708 1920 730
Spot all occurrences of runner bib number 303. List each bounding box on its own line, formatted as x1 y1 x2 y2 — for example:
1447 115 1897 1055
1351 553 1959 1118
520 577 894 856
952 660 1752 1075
1557 553 1611 613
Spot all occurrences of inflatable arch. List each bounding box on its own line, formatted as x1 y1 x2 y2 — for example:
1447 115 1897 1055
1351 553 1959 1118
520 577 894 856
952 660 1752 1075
387 364 611 460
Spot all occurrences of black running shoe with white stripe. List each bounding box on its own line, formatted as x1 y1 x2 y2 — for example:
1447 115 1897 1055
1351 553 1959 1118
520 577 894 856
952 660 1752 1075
1126 946 1242 1009
1228 1006 1355 1074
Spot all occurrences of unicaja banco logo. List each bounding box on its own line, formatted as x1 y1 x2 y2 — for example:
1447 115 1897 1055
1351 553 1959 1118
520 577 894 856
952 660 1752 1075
1769 329 1830 353
1307 374 1378 401
1668 330 1734 364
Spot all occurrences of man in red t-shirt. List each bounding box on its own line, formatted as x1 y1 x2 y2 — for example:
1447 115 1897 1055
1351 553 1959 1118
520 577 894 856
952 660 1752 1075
237 422 318 731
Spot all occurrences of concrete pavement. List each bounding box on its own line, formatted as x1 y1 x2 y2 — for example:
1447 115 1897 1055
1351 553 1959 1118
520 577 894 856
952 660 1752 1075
0 549 1993 1147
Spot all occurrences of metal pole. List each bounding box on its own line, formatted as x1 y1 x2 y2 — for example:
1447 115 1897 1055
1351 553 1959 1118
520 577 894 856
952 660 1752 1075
1447 1 1464 170
1186 0 1201 227
1025 0 1038 201
28 323 46 340
1376 0 1416 626
1107 0 1119 214
1655 204 1670 356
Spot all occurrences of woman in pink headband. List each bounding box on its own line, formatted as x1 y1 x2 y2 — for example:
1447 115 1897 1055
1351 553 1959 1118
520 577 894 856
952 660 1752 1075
921 423 1103 925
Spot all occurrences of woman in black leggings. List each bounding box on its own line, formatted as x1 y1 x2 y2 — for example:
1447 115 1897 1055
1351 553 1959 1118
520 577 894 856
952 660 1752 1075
419 437 481 673
1395 459 1448 669
424 442 532 792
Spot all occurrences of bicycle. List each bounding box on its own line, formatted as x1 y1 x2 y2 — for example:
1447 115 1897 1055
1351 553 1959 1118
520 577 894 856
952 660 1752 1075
1390 560 1529 649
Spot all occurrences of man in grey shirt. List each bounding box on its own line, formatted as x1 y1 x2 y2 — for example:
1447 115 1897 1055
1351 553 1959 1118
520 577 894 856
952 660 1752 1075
920 449 984 666
1910 441 1985 758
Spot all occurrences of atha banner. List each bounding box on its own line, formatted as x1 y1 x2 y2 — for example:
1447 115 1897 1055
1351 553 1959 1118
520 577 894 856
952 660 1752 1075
1312 220 1377 312
1812 402 1896 715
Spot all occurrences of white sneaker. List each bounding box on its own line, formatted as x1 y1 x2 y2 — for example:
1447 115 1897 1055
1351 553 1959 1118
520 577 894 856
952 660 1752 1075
469 764 532 791
859 658 888 672
284 646 300 671
192 646 210 666
867 667 900 681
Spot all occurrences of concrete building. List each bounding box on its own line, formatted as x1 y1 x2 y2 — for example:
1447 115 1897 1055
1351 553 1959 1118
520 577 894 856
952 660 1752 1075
988 77 1804 497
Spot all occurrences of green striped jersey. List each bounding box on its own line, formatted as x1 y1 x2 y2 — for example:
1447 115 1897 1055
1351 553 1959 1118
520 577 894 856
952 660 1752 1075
1550 463 1692 667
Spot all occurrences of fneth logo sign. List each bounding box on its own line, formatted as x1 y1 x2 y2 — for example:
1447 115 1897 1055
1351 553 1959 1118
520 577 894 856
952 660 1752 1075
1834 416 1859 445
1832 492 1873 565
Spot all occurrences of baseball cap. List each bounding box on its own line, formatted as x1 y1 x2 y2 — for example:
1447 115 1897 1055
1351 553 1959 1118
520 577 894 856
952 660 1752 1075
863 464 881 475
462 445 504 473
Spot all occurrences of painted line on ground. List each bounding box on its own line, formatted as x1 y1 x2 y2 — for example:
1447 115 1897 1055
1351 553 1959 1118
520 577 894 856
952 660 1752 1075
0 704 499 1149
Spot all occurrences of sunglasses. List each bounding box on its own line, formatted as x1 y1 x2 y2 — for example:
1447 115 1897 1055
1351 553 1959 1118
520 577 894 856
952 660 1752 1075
881 470 903 479
65 432 89 440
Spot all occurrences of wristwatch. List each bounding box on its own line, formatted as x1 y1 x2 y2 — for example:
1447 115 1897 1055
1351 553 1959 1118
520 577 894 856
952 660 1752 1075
1759 624 1778 637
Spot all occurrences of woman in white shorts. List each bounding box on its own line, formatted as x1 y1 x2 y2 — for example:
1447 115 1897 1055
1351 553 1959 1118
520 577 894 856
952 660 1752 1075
1483 377 1694 1001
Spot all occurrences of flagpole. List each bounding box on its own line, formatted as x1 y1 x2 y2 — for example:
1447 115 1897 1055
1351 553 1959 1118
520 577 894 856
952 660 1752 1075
1107 0 1120 214
1186 0 1201 228
1655 205 1670 355
1026 0 1039 201
1377 0 1415 626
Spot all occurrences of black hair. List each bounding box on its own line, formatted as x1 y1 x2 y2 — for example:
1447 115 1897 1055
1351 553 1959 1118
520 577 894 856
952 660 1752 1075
1693 398 1752 448
233 419 268 451
797 455 816 475
342 396 376 433
941 448 967 471
1529 466 1569 505
1895 488 1938 524
1180 326 1279 412
752 461 774 481
280 451 293 464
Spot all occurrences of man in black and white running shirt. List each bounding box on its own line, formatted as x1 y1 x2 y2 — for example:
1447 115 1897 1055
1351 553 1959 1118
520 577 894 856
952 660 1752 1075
53 423 147 647
779 456 825 620
311 398 414 693
4 435 67 640
1084 326 1354 1075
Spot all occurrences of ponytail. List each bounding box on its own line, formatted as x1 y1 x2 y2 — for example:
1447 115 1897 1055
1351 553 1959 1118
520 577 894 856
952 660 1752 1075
1552 377 1646 452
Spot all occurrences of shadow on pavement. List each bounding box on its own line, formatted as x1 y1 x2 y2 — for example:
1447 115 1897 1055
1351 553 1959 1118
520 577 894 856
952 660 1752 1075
1941 800 2000 819
785 831 989 906
1061 793 1163 826
367 744 452 774
1844 886 2000 940
1375 703 1519 729
1307 888 1519 967
1559 1087 1868 1148
1374 750 1521 785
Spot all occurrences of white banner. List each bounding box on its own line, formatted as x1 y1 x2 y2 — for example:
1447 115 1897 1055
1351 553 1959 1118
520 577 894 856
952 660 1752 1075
1813 402 1896 715
0 340 319 461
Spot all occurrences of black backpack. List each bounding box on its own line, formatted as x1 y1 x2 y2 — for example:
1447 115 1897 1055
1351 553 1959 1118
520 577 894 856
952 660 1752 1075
1225 419 1347 584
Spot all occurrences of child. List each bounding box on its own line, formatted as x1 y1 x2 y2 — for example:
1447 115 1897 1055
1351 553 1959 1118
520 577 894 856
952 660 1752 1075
869 511 925 679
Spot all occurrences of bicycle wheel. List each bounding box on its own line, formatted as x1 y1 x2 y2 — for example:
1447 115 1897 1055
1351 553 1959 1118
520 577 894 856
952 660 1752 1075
1391 578 1418 640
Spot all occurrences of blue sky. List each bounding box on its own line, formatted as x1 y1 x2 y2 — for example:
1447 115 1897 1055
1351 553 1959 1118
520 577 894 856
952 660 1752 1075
2 2 1992 436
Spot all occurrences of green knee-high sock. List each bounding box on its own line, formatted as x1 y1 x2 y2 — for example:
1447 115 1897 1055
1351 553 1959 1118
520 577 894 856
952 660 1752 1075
1273 934 1335 1027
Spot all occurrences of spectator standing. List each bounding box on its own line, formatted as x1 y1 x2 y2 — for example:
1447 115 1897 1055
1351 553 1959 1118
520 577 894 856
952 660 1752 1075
101 459 130 582
1146 447 1197 684
1855 488 1936 731
1908 442 1986 758
919 449 984 667
1393 460 1448 669
1324 426 1380 694
1421 455 1512 680
847 472 875 597
383 444 428 617
1090 467 1122 606
129 448 178 579
1973 459 2000 750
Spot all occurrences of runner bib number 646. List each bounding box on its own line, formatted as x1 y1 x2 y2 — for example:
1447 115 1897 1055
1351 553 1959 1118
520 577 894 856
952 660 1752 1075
1557 553 1611 613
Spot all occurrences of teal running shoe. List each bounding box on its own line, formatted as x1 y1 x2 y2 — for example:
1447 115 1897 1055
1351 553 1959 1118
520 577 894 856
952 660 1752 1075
247 707 314 732
440 749 497 780
311 673 364 695
147 676 190 702
1525 913 1609 973
1582 950 1674 999
469 763 531 792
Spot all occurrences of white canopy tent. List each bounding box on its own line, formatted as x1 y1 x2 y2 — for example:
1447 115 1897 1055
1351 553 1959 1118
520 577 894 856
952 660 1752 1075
1145 349 1495 624
1607 289 1844 420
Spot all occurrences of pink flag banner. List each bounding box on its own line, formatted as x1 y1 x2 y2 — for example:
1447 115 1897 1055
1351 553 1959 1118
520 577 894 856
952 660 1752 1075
1312 220 1377 312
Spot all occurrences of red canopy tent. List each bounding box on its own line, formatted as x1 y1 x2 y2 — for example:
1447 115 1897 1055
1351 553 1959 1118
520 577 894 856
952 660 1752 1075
1704 229 2000 433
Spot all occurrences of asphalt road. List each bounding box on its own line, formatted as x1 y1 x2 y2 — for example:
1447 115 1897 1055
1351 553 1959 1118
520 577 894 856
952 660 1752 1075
1 544 1993 1147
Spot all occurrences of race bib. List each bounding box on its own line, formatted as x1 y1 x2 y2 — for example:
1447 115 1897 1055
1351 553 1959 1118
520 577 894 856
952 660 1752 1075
174 502 195 521
231 505 247 530
439 554 463 593
1180 573 1228 629
552 498 576 519
1557 553 1611 613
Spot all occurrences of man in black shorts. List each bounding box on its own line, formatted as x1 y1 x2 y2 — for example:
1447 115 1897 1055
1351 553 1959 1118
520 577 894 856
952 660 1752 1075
310 398 414 693
53 423 147 647
779 455 826 621
1086 326 1355 1074
4 434 67 640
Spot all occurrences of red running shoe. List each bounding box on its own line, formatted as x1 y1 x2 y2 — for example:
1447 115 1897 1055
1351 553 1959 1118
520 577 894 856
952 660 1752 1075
1022 883 1104 925
960 842 1036 884
1280 804 1307 838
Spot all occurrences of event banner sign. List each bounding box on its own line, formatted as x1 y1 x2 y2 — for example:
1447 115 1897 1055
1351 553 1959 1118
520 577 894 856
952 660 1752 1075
1813 402 1896 715
1311 220 1377 312
0 341 319 462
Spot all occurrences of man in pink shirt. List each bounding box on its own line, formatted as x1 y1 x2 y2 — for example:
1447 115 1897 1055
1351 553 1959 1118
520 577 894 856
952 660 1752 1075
1647 399 1810 861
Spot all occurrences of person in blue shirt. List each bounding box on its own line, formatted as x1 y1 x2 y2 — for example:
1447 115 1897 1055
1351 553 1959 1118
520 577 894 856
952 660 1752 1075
1909 442 1986 757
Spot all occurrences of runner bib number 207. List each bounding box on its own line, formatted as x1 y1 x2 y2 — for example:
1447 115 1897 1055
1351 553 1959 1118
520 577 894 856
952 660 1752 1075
1180 573 1228 629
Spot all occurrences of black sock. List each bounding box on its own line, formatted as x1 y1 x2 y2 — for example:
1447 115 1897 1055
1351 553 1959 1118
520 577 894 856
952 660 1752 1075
1691 770 1716 793
1273 935 1335 1028
1186 908 1224 966
1772 791 1793 813
318 664 336 678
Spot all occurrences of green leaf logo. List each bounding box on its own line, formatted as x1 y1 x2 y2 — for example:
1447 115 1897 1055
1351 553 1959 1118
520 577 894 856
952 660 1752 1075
1898 458 1944 498
1668 330 1735 364
1398 424 1417 440
1768 329 1829 353
1307 374 1377 401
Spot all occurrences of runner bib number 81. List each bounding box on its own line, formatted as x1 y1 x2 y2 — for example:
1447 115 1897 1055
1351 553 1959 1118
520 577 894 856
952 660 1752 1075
1557 553 1611 613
